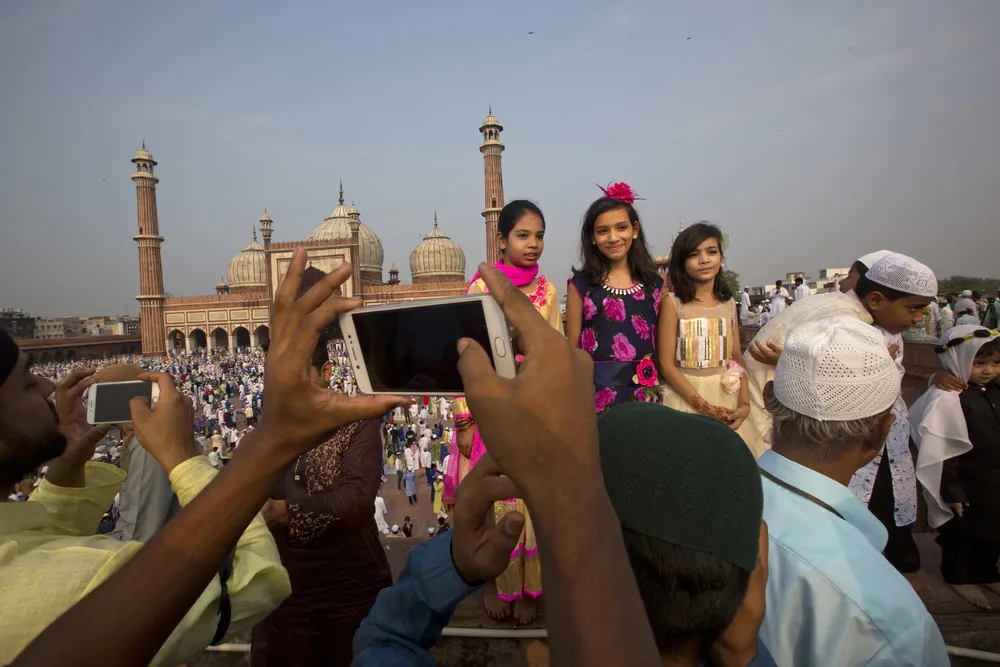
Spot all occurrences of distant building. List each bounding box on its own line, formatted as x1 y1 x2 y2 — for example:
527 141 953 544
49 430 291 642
749 266 851 305
0 309 36 340
34 318 65 340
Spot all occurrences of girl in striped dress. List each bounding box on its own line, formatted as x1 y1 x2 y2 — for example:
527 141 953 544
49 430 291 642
658 222 756 451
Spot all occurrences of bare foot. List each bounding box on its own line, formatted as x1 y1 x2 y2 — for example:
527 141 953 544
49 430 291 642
514 595 537 625
981 582 1000 597
951 584 993 609
483 580 511 621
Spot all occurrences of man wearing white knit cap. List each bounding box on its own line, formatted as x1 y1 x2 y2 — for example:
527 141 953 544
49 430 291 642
757 316 947 667
742 251 937 457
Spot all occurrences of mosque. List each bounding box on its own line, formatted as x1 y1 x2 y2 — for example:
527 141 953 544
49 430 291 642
132 112 507 355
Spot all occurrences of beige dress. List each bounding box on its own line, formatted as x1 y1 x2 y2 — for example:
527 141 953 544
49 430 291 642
661 296 757 453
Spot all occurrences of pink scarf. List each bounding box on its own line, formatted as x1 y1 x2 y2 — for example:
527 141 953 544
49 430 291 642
469 261 539 290
442 425 486 505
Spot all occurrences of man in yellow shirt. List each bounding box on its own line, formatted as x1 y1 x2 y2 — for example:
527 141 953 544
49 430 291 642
0 329 290 666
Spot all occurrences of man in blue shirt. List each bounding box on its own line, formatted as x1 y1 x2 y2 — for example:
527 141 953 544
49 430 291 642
758 316 949 666
354 414 777 667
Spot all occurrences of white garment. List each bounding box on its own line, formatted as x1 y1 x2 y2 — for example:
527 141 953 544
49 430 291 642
794 284 810 303
439 397 449 418
421 449 432 469
939 305 954 333
769 287 789 316
910 325 998 528
956 313 980 327
739 295 750 325
374 496 389 534
744 291 874 455
404 448 417 471
848 328 917 527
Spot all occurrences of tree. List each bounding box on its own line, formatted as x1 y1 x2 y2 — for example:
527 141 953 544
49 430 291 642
722 268 742 301
937 275 1000 296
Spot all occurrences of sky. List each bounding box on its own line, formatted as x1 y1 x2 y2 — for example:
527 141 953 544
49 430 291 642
1 0 998 317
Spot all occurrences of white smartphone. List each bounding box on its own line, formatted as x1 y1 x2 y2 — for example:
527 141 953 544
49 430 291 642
338 294 516 396
86 380 160 425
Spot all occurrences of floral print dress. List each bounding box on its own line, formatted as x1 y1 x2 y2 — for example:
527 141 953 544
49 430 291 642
569 273 664 413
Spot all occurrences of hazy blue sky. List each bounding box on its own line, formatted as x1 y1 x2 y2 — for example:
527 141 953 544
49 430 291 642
1 0 997 317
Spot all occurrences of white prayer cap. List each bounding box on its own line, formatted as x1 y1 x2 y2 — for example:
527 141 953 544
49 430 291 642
427 526 436 534
391 524 399 533
961 289 973 297
774 316 899 421
855 250 893 270
864 253 937 298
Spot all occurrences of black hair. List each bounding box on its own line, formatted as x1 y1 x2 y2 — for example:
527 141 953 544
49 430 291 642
497 200 545 240
855 275 910 301
437 516 446 525
666 222 733 304
573 197 659 286
775 279 783 288
975 338 1000 359
404 516 410 522
622 528 749 656
795 276 803 285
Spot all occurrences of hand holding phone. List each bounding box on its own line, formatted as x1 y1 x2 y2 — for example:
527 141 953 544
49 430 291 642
46 368 112 487
456 264 601 489
128 373 198 475
255 250 405 462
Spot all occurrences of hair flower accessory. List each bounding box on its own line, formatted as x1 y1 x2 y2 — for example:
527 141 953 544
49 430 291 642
597 181 644 205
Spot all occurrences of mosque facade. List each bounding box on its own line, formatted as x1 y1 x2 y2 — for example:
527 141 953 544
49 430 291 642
134 113 506 355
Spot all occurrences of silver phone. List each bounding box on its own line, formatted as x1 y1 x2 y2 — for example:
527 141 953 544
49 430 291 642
338 295 516 396
86 380 159 425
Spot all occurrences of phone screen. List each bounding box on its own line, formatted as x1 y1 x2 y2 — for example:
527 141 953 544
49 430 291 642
352 301 496 393
92 382 152 424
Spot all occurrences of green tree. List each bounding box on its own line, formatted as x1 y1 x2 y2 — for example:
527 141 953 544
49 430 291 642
937 275 1000 296
722 268 742 301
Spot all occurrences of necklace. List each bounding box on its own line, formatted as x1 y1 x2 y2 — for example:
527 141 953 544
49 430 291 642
603 282 643 296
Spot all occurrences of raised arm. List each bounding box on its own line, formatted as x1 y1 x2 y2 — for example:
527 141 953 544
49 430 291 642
10 253 404 667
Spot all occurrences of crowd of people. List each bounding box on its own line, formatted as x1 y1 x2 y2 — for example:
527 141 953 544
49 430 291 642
0 183 997 667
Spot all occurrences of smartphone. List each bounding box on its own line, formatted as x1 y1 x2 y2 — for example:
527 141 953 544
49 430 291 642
86 380 160 425
338 295 516 395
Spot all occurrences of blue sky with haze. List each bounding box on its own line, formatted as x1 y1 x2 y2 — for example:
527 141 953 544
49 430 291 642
1 0 997 317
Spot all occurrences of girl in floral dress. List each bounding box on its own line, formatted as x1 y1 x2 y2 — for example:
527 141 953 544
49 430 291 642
566 183 663 412
658 222 755 450
465 200 560 625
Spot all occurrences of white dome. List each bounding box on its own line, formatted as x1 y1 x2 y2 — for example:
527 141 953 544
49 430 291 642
227 232 266 289
410 214 466 283
306 195 384 278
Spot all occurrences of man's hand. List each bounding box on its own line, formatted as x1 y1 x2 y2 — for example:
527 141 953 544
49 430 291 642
261 499 288 527
709 521 769 667
130 373 198 475
456 264 600 489
450 453 524 584
933 371 967 393
254 249 405 463
952 502 965 518
46 368 110 488
748 340 782 367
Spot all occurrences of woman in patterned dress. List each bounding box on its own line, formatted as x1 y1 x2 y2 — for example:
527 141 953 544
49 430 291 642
566 184 664 412
658 223 754 450
465 200 560 624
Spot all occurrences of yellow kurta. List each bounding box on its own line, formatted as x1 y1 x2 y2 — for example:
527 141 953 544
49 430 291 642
470 272 561 600
0 457 290 666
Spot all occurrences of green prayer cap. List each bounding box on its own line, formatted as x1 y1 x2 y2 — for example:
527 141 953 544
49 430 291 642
598 403 762 572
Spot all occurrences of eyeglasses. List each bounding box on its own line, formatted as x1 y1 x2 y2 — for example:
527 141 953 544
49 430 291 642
935 328 1000 353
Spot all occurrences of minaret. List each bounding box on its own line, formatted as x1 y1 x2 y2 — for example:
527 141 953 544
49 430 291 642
131 144 166 356
479 108 505 265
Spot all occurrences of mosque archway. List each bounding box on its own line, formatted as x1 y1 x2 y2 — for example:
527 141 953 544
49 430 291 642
54 351 64 362
168 329 186 351
254 325 269 349
233 327 251 349
189 329 208 350
211 328 229 350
